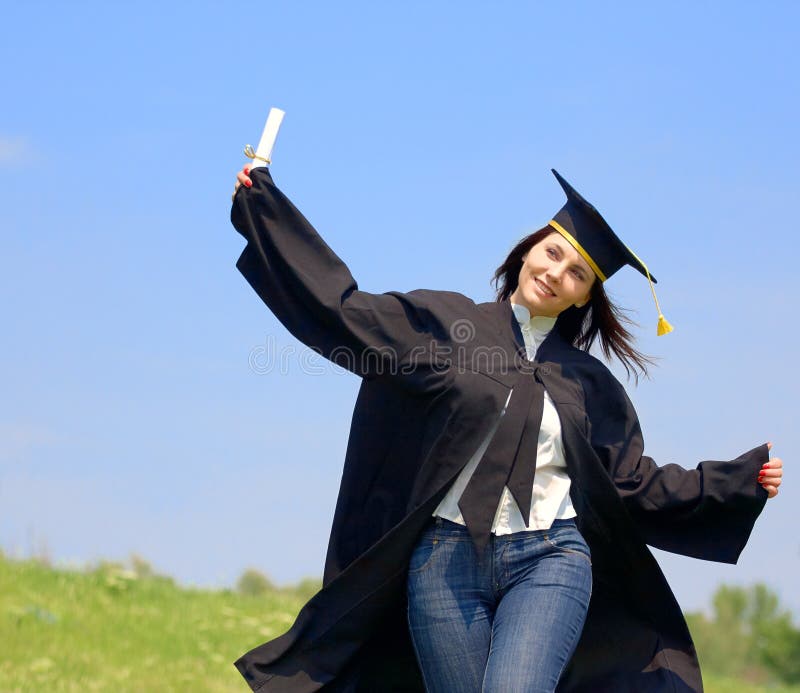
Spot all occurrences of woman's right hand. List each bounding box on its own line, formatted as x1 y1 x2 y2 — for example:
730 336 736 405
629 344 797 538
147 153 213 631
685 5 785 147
232 165 253 200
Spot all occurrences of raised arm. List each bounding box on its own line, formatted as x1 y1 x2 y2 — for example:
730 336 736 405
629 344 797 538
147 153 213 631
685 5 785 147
230 166 435 380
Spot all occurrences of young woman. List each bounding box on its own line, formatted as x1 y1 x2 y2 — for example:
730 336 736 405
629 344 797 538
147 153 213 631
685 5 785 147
230 162 782 693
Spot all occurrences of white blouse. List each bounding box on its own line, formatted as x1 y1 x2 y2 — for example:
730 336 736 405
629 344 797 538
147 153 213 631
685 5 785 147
433 302 576 532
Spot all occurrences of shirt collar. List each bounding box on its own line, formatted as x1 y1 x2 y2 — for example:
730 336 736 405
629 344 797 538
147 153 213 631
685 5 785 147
511 302 557 338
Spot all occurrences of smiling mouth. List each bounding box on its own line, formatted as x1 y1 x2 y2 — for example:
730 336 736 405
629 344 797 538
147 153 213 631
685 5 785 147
535 279 556 297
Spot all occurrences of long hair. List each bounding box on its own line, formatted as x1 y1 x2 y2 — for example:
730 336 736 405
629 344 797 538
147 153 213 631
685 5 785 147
492 226 654 381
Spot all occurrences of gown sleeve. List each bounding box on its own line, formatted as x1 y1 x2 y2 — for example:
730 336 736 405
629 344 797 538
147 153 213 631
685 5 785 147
230 167 436 380
587 372 769 564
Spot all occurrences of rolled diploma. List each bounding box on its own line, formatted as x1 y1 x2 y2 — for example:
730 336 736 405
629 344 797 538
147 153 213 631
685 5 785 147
249 107 285 169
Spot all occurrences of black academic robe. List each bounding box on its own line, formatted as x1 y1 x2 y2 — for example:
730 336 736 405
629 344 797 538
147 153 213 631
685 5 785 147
230 167 768 693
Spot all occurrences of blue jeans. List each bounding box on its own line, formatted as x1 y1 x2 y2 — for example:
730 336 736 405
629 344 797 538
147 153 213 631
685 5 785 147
406 517 592 693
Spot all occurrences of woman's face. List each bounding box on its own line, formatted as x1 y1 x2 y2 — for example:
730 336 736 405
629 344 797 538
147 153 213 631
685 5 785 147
510 231 596 318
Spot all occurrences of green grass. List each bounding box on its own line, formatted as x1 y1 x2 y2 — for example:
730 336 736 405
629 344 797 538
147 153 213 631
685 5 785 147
0 554 311 692
2 554 799 692
703 674 800 693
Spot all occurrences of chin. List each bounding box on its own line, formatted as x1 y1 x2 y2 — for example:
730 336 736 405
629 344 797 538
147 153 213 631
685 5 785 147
527 294 564 318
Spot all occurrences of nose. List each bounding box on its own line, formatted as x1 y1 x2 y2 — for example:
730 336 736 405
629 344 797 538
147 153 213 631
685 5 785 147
546 263 565 283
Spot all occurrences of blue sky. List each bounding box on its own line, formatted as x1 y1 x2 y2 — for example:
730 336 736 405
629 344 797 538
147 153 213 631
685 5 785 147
2 2 798 618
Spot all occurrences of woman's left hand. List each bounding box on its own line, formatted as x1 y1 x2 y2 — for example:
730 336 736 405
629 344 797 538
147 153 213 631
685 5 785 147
759 442 783 498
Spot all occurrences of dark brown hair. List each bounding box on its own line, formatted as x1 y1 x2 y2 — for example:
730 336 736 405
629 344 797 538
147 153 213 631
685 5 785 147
492 226 654 381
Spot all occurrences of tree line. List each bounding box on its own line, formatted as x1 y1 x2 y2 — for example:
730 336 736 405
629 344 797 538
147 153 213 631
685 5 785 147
685 583 800 685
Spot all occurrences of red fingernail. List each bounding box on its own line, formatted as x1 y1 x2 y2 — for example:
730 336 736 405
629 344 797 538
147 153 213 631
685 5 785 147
245 180 252 188
762 463 770 469
244 167 250 175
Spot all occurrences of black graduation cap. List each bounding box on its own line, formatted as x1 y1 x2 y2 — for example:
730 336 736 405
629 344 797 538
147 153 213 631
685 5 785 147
547 169 673 336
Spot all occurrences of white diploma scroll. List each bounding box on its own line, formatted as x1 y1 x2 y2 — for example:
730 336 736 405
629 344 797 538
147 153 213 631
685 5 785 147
245 107 285 169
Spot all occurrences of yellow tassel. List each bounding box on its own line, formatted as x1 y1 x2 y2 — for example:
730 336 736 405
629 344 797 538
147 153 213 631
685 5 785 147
625 245 674 337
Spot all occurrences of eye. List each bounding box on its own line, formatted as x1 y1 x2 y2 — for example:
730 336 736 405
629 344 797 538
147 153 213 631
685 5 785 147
570 268 585 281
546 247 558 259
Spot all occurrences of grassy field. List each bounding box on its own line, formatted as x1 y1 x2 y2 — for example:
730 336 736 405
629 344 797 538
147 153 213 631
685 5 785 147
0 554 309 692
702 675 800 693
2 553 798 692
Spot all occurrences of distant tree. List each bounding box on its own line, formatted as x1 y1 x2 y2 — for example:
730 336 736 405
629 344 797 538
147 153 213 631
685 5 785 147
237 568 274 596
686 583 800 685
748 584 800 684
687 591 757 680
293 577 322 601
130 553 154 578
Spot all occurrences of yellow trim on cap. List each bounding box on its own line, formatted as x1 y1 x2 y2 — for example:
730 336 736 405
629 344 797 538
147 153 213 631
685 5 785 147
548 220 607 282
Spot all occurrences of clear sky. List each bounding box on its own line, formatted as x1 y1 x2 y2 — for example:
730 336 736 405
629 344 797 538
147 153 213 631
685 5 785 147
2 2 798 618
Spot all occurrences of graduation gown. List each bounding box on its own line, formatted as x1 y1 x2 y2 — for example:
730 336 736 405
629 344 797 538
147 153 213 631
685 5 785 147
230 168 769 692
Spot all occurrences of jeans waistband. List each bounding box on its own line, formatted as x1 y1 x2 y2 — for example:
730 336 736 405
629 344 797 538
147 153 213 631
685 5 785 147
431 516 577 536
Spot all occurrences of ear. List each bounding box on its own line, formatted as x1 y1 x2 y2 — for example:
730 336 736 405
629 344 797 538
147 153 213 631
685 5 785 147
575 289 592 309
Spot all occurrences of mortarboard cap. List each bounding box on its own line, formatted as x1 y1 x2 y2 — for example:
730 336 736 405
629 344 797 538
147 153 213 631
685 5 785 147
547 169 673 336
